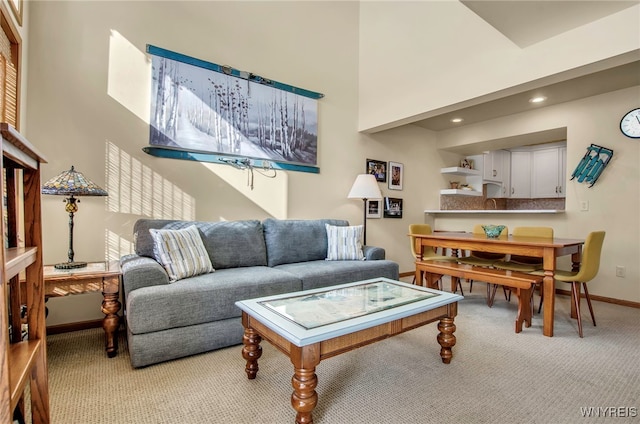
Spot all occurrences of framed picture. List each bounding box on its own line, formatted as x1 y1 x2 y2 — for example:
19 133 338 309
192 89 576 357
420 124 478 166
460 158 474 169
148 45 320 173
366 199 382 218
366 159 387 182
388 161 403 190
383 197 403 218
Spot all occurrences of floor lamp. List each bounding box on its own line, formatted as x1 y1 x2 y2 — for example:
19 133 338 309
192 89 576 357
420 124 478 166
347 174 382 245
42 166 108 269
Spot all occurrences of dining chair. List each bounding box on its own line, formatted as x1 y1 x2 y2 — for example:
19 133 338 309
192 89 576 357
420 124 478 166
409 224 460 292
531 231 605 337
457 224 508 302
492 227 554 307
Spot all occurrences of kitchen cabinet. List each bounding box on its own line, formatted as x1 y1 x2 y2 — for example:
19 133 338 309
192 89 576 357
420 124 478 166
531 146 566 198
510 151 531 198
483 150 509 183
485 150 511 198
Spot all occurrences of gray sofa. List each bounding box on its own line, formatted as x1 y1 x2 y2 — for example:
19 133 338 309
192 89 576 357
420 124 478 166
120 218 399 368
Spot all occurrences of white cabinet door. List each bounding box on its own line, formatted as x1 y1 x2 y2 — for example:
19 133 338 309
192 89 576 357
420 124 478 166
500 150 511 197
558 147 566 197
483 150 509 183
532 147 565 198
510 151 531 198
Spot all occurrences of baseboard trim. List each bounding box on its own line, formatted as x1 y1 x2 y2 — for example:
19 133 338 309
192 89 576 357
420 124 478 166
400 271 640 309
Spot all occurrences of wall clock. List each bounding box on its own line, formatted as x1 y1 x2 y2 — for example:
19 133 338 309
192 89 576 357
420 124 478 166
620 108 640 138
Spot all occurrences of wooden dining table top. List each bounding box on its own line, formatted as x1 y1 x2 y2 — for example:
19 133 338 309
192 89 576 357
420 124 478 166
410 231 584 248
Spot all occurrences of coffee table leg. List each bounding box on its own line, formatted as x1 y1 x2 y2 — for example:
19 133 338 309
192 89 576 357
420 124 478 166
242 327 262 379
291 345 320 424
437 317 456 364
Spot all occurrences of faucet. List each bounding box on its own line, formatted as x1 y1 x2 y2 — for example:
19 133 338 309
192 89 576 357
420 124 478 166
484 198 497 210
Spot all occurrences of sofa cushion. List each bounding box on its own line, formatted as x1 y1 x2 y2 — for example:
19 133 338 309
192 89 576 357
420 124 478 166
150 225 214 282
126 266 302 335
134 219 267 269
325 224 365 260
274 259 400 291
263 218 349 266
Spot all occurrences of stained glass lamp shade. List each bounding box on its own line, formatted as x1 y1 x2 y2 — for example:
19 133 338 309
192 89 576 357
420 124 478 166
42 166 108 269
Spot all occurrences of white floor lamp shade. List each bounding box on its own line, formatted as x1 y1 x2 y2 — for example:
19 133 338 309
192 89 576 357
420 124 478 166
347 174 382 245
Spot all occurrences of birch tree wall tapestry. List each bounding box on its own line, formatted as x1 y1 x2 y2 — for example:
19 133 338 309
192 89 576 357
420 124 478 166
146 45 323 173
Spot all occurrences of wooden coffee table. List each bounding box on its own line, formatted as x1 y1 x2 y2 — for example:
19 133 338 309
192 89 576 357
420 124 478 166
236 278 462 424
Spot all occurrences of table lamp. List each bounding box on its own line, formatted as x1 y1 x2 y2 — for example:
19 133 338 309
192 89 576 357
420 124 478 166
42 165 108 269
347 174 382 245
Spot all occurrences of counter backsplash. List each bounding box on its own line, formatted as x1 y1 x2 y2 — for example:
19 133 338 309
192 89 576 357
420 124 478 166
440 193 566 211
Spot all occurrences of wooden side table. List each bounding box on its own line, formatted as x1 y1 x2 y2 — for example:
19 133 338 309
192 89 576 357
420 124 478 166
42 260 122 357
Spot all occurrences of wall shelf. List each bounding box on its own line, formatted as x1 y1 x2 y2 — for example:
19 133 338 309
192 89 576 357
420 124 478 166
439 189 482 196
440 167 481 176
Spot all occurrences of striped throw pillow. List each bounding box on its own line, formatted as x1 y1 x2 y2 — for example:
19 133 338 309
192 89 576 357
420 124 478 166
150 225 214 282
325 224 365 261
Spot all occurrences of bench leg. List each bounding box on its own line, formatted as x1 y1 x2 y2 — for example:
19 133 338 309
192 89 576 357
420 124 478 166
514 287 533 333
424 272 443 290
487 284 499 307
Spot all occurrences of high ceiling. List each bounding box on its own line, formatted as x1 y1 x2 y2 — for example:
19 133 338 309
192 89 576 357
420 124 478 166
461 0 638 48
413 1 640 132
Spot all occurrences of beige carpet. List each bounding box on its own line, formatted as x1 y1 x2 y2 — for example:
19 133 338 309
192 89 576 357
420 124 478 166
45 281 639 423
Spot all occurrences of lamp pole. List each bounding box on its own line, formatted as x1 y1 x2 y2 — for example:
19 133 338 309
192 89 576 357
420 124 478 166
362 198 368 245
63 195 79 266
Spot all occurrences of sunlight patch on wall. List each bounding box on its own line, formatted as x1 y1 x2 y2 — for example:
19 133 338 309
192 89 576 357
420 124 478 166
106 229 134 261
107 30 150 123
201 162 288 219
106 140 195 220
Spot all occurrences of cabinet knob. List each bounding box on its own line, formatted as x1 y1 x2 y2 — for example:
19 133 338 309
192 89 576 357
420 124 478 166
493 170 497 177
511 187 515 194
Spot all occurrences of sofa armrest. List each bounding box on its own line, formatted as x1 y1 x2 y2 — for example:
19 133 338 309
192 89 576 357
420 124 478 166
363 246 385 260
120 254 170 298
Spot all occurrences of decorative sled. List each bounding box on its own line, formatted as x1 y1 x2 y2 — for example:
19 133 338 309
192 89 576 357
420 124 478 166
570 144 613 187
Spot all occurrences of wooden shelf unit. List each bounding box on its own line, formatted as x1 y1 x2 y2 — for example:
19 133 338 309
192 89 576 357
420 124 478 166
0 123 50 423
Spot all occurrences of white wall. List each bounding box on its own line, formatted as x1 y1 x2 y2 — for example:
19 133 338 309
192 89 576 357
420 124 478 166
358 1 640 132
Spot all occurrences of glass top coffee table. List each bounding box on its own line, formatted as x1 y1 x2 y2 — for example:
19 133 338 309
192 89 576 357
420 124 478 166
236 277 463 423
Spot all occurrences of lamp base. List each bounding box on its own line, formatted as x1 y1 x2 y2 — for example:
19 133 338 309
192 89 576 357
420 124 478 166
54 261 87 270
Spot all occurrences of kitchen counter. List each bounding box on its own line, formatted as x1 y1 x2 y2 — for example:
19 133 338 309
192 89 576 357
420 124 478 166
424 209 564 214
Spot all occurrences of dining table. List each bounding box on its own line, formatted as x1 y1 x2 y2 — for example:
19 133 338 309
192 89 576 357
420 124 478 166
411 231 585 337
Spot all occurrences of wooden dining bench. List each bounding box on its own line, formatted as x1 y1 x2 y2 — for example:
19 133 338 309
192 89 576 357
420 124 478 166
415 260 544 333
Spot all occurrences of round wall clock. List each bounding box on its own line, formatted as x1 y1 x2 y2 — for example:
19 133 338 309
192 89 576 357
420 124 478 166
620 108 640 138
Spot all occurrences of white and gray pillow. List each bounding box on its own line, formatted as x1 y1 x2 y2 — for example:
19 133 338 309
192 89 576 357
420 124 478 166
150 225 214 282
325 224 365 261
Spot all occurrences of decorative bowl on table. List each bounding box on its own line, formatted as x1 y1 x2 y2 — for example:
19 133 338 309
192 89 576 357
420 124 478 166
482 225 505 238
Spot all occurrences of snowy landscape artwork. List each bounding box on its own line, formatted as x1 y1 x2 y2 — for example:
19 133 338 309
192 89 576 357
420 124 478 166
149 53 319 168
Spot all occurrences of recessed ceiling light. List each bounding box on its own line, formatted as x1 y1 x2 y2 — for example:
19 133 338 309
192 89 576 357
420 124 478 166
529 96 546 103
450 118 463 123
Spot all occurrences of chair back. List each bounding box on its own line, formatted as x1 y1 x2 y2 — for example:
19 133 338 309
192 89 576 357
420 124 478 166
513 226 554 238
470 224 508 260
510 226 554 264
409 224 437 259
573 231 606 282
